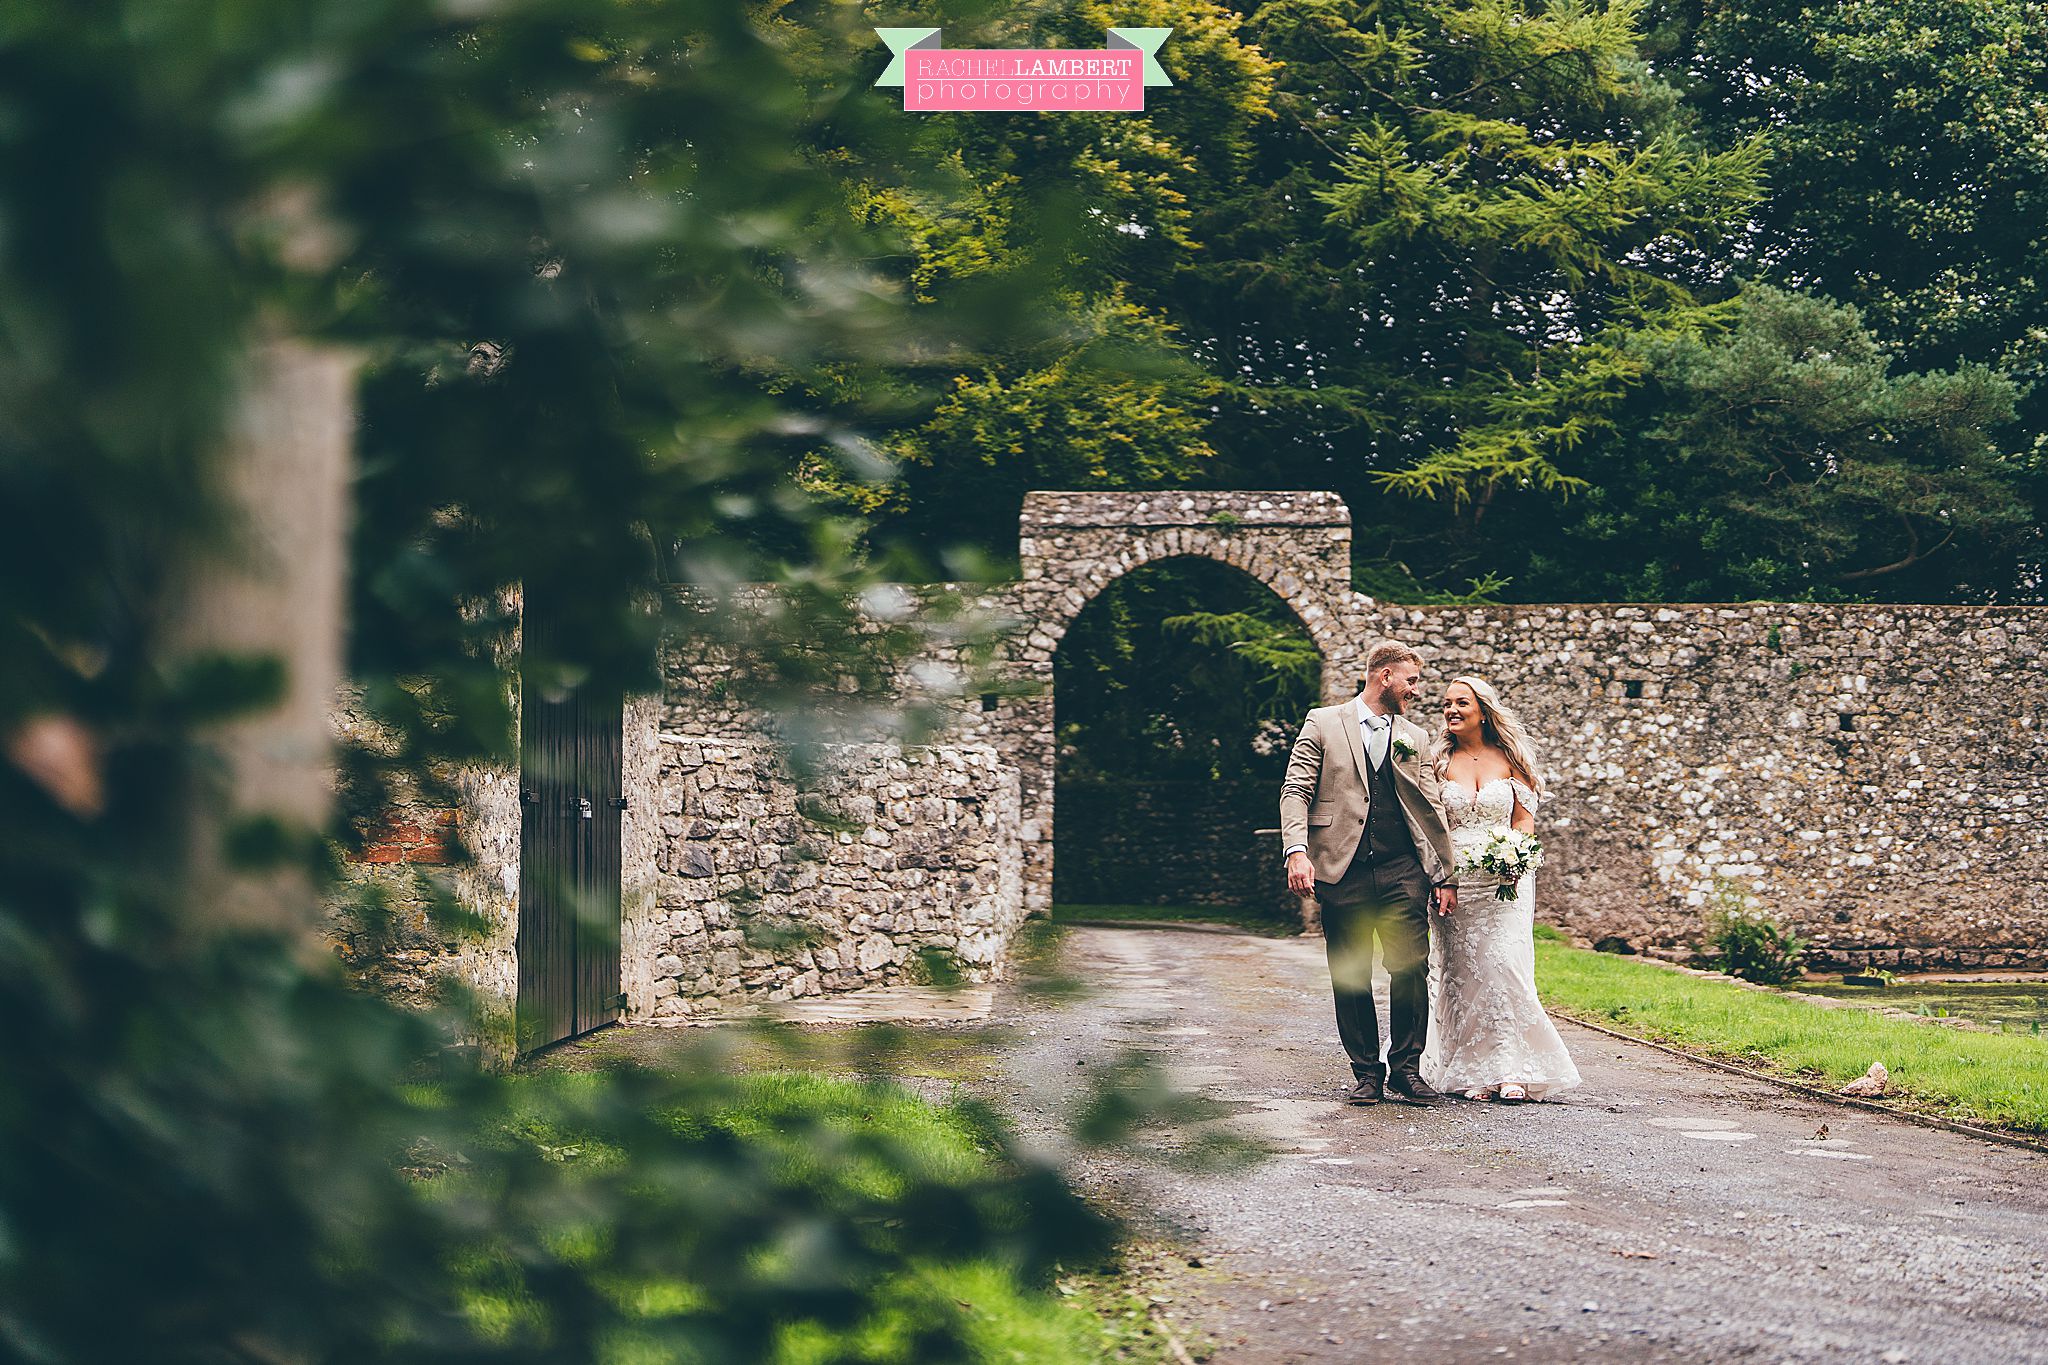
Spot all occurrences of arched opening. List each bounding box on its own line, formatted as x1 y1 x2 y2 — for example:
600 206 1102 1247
1051 556 1323 924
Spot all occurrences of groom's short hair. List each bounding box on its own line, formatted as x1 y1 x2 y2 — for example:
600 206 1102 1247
1364 640 1422 679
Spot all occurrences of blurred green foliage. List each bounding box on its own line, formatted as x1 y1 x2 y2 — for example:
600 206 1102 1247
0 1 1129 1359
3 0 2040 1351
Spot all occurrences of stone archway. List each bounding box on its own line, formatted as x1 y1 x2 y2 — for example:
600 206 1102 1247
992 491 1387 916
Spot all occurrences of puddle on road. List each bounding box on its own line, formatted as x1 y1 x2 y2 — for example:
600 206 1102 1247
1645 1116 1760 1142
1408 1186 1515 1207
1226 1096 1352 1150
1170 1064 1238 1089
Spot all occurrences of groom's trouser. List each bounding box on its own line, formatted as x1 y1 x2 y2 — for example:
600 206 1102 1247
1316 851 1430 1081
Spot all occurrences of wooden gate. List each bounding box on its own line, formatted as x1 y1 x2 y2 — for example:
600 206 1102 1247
517 601 624 1054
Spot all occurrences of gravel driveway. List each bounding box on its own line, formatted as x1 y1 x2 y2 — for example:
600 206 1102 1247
988 926 2048 1364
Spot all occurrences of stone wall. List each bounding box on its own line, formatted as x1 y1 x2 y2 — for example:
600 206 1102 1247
632 736 1023 1017
651 494 2048 969
647 492 1371 949
334 598 1028 1043
980 493 2048 966
619 695 666 1027
329 693 520 1053
341 491 2048 1046
1398 603 2048 967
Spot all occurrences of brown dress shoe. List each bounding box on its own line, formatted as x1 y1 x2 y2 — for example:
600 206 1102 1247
1346 1075 1384 1106
1388 1071 1442 1105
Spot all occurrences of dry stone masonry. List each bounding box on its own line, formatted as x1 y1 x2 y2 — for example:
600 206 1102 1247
339 490 2048 1040
1398 602 2048 967
1002 491 1368 913
632 737 1021 1016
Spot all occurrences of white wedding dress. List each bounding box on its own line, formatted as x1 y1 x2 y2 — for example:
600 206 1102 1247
1420 777 1581 1100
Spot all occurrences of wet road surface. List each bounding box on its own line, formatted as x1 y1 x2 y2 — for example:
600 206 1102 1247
989 927 2048 1364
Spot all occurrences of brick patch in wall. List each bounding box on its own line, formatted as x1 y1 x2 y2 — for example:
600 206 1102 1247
353 807 461 865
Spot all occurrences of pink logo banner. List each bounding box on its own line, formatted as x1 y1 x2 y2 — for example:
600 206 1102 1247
875 28 1171 112
908 50 1141 111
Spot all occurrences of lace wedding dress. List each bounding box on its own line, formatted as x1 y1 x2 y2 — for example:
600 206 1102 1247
1419 778 1582 1100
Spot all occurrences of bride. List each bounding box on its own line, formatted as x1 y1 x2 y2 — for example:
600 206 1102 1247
1419 676 1581 1103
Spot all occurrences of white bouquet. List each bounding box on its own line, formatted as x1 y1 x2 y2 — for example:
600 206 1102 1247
1459 829 1545 901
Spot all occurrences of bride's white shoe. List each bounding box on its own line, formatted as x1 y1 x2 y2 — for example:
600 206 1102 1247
1496 1083 1529 1103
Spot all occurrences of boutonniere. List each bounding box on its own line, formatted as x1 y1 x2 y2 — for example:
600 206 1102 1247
1391 737 1417 761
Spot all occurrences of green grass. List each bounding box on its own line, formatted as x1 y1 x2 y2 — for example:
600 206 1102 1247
1532 926 2048 1134
1052 901 1299 937
1053 1251 1212 1363
657 1069 1001 1198
465 1067 1181 1363
767 1259 1121 1365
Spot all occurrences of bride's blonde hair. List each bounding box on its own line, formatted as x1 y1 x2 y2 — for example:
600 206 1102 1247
1434 675 1544 794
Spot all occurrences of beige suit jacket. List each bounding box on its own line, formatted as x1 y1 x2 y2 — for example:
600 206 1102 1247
1278 702 1455 887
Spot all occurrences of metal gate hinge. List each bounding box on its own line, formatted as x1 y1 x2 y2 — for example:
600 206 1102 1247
609 796 629 811
601 992 625 1012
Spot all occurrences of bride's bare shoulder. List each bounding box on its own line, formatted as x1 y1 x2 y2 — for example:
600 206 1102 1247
1465 745 1515 781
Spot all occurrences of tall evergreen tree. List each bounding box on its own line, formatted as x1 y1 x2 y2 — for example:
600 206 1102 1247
1650 0 2048 596
828 0 1770 588
1181 0 1766 540
1501 286 2032 602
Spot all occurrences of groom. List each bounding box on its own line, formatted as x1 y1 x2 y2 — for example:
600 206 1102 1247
1279 641 1457 1106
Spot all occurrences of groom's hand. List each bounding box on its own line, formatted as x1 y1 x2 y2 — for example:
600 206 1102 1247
1286 851 1315 896
1433 885 1458 916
